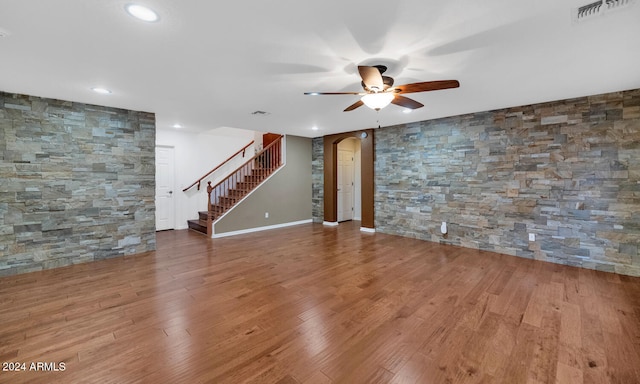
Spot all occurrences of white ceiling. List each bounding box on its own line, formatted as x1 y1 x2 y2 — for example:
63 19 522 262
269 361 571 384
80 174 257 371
1 1 639 138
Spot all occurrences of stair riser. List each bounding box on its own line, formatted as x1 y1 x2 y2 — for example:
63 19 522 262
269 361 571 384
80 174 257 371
235 183 257 190
199 212 217 221
227 189 249 197
243 175 266 182
219 197 238 205
251 169 272 176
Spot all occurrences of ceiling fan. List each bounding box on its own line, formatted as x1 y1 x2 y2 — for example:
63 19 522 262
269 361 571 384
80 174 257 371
305 65 460 112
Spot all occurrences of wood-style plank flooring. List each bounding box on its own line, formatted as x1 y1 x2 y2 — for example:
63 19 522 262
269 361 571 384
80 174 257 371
1 222 640 383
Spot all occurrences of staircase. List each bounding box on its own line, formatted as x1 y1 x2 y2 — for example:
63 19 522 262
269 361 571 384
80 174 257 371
187 135 283 235
186 165 276 233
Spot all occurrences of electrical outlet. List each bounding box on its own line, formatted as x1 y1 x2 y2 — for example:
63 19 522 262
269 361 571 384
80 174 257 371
529 233 535 242
265 212 269 219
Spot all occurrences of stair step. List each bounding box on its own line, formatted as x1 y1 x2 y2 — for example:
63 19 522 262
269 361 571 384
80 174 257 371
251 168 273 176
199 211 224 221
219 196 239 205
187 219 207 234
243 174 266 182
210 204 226 213
227 188 249 197
235 181 258 190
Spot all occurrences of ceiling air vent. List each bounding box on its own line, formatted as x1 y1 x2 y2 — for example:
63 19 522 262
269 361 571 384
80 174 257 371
573 0 636 23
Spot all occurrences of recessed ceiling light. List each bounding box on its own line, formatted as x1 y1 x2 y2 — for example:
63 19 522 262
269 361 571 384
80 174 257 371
91 87 112 95
125 4 159 22
402 108 412 114
311 126 319 131
172 124 183 129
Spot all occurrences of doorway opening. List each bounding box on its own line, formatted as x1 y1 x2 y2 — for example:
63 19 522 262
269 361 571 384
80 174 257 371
337 138 362 222
155 145 175 231
322 129 374 231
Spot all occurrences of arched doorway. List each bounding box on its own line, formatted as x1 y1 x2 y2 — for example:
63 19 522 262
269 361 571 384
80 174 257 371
323 129 374 231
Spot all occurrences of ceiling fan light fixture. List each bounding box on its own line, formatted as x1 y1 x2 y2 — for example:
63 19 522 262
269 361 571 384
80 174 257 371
125 4 159 22
361 92 394 110
91 87 112 95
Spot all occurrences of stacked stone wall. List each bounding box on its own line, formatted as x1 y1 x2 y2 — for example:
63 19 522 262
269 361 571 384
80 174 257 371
311 137 324 222
0 92 156 276
374 89 640 276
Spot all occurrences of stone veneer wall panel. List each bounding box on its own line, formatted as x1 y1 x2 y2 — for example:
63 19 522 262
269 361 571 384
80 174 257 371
375 89 640 276
312 137 324 222
0 92 156 276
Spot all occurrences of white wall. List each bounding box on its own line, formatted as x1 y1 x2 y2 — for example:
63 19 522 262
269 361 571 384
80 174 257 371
156 127 258 230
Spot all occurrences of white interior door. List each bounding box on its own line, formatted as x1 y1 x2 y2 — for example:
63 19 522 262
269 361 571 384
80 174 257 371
337 149 354 222
155 146 175 231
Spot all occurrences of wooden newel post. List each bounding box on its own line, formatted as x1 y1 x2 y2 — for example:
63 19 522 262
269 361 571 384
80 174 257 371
206 181 213 236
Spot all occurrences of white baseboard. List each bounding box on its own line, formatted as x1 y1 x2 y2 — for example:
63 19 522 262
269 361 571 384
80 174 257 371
360 227 376 233
323 221 339 226
212 219 312 238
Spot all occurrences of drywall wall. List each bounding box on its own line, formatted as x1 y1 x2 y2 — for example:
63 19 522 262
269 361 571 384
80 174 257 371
0 92 156 276
213 135 312 234
156 127 257 230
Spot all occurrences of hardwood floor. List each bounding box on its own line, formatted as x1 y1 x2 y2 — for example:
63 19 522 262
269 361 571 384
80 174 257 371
1 222 639 384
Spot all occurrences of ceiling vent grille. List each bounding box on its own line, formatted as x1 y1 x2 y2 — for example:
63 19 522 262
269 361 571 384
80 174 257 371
573 0 636 22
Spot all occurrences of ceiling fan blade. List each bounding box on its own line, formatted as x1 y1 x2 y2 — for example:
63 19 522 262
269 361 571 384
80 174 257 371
391 95 424 109
304 92 363 95
344 100 364 112
358 66 384 91
394 80 460 94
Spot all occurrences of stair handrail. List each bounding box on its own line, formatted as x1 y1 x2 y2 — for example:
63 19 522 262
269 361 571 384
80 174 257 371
206 135 283 197
182 140 254 192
